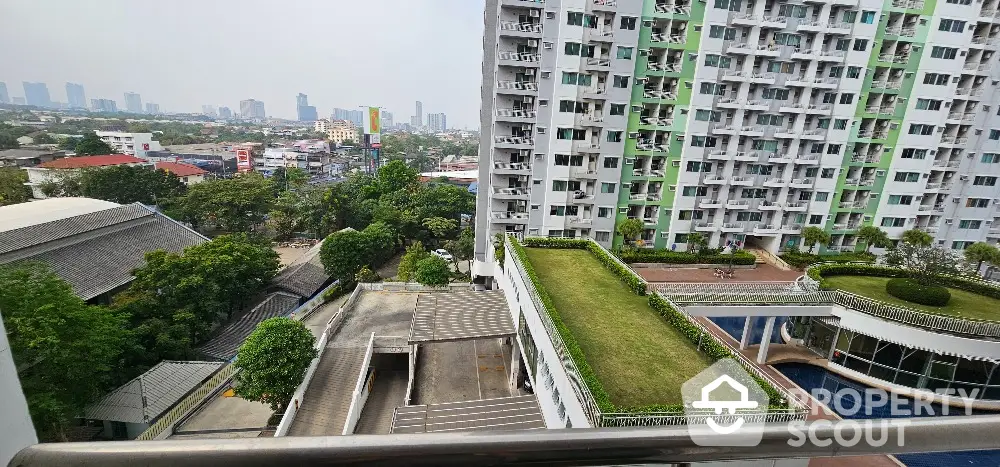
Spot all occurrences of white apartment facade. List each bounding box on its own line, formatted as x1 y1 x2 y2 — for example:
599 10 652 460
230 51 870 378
95 131 163 160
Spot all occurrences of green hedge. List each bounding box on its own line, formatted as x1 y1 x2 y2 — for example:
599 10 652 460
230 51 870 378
514 236 786 413
780 251 875 269
809 263 1000 301
886 278 951 306
618 249 757 266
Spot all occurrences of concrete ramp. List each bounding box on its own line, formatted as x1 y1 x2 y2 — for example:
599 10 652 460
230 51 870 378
353 370 408 434
391 395 544 433
286 347 365 436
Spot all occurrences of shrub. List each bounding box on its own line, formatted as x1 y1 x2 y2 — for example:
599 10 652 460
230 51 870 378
414 256 451 286
355 266 380 283
779 251 875 269
809 262 1000 301
322 282 345 302
886 278 951 306
618 249 757 266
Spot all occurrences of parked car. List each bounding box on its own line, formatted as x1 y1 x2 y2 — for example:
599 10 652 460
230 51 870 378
432 249 453 261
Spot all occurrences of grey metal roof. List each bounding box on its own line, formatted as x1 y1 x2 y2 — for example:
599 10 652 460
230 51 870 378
84 361 225 424
390 395 545 433
271 243 330 299
0 148 63 160
408 291 515 343
0 203 206 300
198 292 301 361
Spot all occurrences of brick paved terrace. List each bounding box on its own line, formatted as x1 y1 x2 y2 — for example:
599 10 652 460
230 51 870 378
636 263 803 283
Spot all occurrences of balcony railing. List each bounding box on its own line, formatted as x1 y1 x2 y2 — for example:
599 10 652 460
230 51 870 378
494 136 534 145
499 21 542 33
586 57 611 67
496 80 537 91
643 89 677 100
496 109 536 118
498 51 541 62
650 33 685 43
640 116 673 126
491 211 529 220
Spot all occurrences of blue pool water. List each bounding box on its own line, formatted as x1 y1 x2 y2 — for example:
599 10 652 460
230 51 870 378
713 317 1000 466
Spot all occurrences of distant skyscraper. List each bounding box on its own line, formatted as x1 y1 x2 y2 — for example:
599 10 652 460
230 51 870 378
426 113 447 132
12 97 25 106
202 105 217 117
0 82 9 104
123 92 142 113
65 83 87 109
415 101 423 127
296 93 317 121
333 108 363 127
90 98 118 113
22 82 51 108
218 106 232 119
145 103 160 114
240 99 266 119
381 111 394 129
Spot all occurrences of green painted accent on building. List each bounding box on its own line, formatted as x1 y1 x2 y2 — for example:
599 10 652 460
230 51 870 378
612 0 706 250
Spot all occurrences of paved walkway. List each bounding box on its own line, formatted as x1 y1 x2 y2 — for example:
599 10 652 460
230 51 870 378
695 317 901 467
414 338 512 405
354 370 408 434
637 263 802 283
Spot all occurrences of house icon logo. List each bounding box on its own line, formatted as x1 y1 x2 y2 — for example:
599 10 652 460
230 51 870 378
682 359 768 446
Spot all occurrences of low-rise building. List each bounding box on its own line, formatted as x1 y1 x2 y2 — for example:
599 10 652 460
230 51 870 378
326 120 358 146
154 161 208 185
313 119 331 133
0 149 66 168
24 154 151 199
95 130 163 159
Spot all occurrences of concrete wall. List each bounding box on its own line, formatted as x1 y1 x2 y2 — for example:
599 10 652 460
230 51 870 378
0 312 37 465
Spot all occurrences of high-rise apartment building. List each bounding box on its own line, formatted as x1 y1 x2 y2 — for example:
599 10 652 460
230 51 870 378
123 92 143 113
426 112 448 132
415 101 423 127
65 83 87 109
240 99 266 119
145 103 160 114
218 106 233 119
333 108 365 127
474 0 1000 275
0 82 8 104
381 111 394 129
202 105 217 117
296 93 318 121
90 98 118 113
22 82 51 108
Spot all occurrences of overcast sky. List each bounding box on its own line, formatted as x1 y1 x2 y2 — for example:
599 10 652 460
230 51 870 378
0 0 485 128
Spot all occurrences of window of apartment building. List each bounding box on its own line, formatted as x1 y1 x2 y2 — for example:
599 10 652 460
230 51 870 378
550 206 566 216
853 39 869 51
672 233 689 243
888 195 914 205
815 192 830 202
704 54 732 68
893 171 921 182
947 0 972 4
620 16 637 30
822 92 836 104
817 118 831 129
595 231 611 242
740 188 768 198
616 47 634 60
974 176 998 186
915 99 942 110
827 144 842 154
982 153 1000 163
713 0 742 11
695 109 722 122
901 148 927 159
559 100 581 113
600 182 616 193
799 191 813 200
607 131 623 142
767 61 796 74
967 198 990 208
555 154 569 165
756 114 783 126
821 168 836 178
989 129 1000 140
834 119 848 130
678 210 705 220
598 207 613 218
683 186 710 196
810 215 824 224
603 157 619 168
552 180 568 191
908 124 935 135
610 103 626 116
686 161 713 172
754 140 780 151
828 66 843 78
953 241 975 250
922 73 950 85
774 33 802 46
709 25 737 40
777 4 807 17
842 10 858 22
762 88 790 100
736 212 764 222
612 75 630 88
835 39 851 51
805 168 819 177
556 128 586 140
930 46 958 60
860 10 876 23
881 217 906 227
564 42 582 55
561 72 593 86
567 12 598 27
809 143 825 153
939 19 967 32
839 93 855 104
699 82 727 95
846 66 862 78
959 220 983 229
691 136 718 147
745 165 772 175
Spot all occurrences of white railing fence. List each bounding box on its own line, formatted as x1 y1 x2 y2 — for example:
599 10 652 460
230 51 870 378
342 333 377 435
135 364 239 440
360 282 471 293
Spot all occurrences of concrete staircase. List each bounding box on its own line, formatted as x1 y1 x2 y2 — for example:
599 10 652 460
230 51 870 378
746 248 792 271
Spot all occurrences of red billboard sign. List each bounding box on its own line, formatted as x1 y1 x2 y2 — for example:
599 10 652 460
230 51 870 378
236 149 252 172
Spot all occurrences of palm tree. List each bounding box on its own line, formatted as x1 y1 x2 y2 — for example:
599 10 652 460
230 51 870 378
964 242 999 276
857 225 889 253
801 226 831 254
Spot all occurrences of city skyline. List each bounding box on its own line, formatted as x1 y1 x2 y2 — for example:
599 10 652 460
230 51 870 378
0 0 483 128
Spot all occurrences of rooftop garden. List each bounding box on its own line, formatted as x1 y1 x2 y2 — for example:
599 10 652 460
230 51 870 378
510 237 788 413
822 275 1000 322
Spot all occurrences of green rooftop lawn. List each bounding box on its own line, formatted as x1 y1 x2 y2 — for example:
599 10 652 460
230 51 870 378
824 275 1000 322
524 247 712 408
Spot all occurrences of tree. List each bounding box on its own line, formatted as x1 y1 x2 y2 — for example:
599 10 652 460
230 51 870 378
414 256 451 286
686 232 709 254
375 159 419 194
857 225 890 253
181 234 281 318
444 228 475 273
174 173 275 232
617 218 644 247
0 133 20 150
320 229 370 284
885 243 962 285
74 133 115 155
0 263 129 440
901 229 933 247
0 167 31 205
964 242 999 276
76 165 185 205
58 136 81 151
398 242 431 282
801 226 831 253
355 266 380 283
234 317 317 413
32 133 56 144
422 216 458 245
